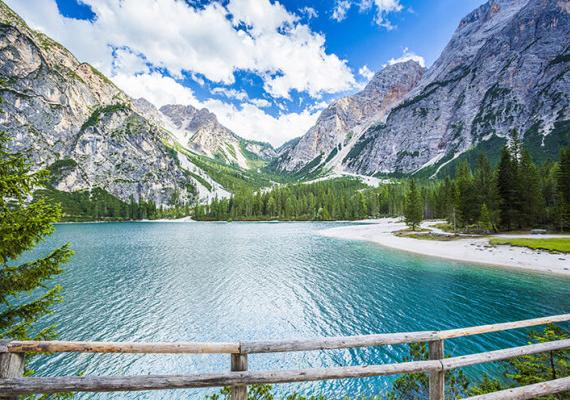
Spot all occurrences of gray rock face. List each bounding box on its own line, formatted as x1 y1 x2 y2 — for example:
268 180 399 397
0 2 194 205
159 103 276 169
346 0 570 175
276 60 425 172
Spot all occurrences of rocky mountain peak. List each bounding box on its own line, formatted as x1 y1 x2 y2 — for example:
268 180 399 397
275 59 424 173
344 0 569 176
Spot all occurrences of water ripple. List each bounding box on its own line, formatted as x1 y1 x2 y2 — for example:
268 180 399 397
22 221 570 399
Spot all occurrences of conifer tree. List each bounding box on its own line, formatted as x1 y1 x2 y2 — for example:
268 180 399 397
518 150 543 227
478 203 494 232
497 146 517 230
0 131 73 341
404 179 423 230
557 146 570 228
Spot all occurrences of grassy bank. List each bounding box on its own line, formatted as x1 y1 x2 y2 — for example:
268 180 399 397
489 237 570 253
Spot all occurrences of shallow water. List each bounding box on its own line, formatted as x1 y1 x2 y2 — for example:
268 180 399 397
24 221 570 399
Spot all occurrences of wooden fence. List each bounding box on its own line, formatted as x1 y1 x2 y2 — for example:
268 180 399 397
1 314 569 399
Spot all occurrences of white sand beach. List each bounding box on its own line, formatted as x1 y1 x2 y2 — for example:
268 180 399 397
320 219 570 277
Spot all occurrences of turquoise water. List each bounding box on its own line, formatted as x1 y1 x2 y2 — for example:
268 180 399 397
25 222 570 399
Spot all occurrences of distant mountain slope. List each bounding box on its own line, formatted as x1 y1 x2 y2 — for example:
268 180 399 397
344 0 570 176
158 103 276 170
274 60 424 176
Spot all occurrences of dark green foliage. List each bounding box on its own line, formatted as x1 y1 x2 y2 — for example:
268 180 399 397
506 325 569 388
467 324 569 399
195 178 380 221
293 154 324 180
46 159 78 185
427 135 507 178
81 103 128 131
343 135 374 165
495 130 547 230
0 131 73 341
204 384 328 400
386 342 469 400
558 147 570 216
523 120 570 165
34 188 189 221
182 148 284 193
404 179 423 230
324 146 338 164
186 170 213 192
497 141 518 230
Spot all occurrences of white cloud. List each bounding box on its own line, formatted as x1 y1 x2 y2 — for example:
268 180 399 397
4 0 358 146
110 72 315 146
203 100 320 146
332 0 403 29
358 65 375 81
365 0 403 29
249 98 272 108
299 7 318 20
112 48 148 75
332 1 351 22
387 47 426 68
212 87 249 101
7 0 356 99
113 72 198 106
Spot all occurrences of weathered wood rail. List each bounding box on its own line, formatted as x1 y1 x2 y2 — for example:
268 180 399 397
1 314 569 399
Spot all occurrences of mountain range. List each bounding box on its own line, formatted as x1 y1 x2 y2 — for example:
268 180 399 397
0 0 569 207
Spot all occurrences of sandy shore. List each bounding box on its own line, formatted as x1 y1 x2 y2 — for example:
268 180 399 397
320 218 570 277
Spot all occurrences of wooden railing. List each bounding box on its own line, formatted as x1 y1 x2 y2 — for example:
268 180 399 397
1 314 569 399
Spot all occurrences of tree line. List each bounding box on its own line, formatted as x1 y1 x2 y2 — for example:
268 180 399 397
35 188 192 221
193 178 408 221
404 131 570 232
195 133 570 232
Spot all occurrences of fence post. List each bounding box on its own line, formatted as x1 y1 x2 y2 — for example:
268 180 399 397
429 340 445 400
0 341 24 400
231 352 248 400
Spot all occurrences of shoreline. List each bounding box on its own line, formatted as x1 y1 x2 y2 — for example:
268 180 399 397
319 218 570 278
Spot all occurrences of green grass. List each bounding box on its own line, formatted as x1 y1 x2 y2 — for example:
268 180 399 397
490 238 570 253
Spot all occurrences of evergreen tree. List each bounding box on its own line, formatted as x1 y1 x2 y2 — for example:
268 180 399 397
455 161 477 226
404 179 423 230
0 131 73 341
478 203 494 232
518 150 543 227
557 146 570 227
497 146 517 230
475 154 497 221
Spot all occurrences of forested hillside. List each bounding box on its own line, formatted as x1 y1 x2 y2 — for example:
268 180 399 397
197 132 570 233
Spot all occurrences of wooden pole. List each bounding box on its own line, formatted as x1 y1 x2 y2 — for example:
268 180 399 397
463 376 570 400
428 340 445 400
230 353 247 400
0 341 24 400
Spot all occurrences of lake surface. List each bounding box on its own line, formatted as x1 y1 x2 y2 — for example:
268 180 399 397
26 222 570 399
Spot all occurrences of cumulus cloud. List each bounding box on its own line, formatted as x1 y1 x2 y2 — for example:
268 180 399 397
110 72 315 146
5 0 358 146
204 100 320 146
332 0 403 29
358 65 375 81
112 72 198 106
7 0 355 98
387 47 426 68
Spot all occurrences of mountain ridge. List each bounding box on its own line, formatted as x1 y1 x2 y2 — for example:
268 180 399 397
343 0 570 176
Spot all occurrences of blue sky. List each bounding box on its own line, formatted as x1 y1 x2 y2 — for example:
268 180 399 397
8 0 486 146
